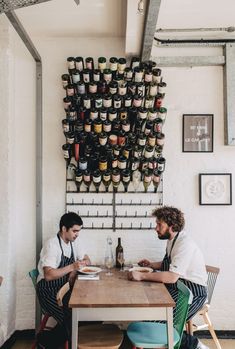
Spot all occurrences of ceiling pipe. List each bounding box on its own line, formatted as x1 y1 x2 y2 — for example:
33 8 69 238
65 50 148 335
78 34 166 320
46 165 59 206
156 26 235 33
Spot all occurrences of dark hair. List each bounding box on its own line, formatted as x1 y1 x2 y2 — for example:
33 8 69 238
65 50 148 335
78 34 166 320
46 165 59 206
152 206 185 232
59 212 83 231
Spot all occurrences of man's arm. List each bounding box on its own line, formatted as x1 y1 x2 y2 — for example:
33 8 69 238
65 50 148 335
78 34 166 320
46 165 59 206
128 270 179 283
43 260 82 281
138 259 162 270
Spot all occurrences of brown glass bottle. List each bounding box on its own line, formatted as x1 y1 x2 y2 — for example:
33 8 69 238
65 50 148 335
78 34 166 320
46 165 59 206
115 237 123 268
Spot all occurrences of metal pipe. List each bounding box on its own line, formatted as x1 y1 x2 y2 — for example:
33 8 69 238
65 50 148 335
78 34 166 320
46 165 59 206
155 37 235 45
156 26 235 33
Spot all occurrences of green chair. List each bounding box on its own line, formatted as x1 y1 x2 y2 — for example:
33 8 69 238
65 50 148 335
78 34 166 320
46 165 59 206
127 281 193 349
29 269 53 349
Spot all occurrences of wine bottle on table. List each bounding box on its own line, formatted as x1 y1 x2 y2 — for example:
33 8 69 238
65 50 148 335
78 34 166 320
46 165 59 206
115 237 123 268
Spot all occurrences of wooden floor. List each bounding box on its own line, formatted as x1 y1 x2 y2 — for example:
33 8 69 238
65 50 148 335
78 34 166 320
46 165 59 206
10 337 235 349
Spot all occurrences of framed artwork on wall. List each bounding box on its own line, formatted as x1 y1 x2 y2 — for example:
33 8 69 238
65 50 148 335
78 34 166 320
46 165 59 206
182 114 214 152
199 173 232 205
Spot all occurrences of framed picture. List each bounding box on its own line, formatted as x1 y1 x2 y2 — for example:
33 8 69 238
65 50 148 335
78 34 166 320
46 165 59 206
183 114 214 152
199 173 232 205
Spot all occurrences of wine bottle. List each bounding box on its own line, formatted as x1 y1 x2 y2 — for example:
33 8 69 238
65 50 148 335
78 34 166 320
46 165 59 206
153 169 161 193
115 237 123 268
112 169 121 193
102 169 111 192
143 170 153 193
122 169 131 192
83 169 91 192
92 169 102 193
75 169 83 192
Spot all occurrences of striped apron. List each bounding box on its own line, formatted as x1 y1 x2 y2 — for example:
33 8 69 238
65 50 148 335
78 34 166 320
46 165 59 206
161 233 207 321
36 233 75 325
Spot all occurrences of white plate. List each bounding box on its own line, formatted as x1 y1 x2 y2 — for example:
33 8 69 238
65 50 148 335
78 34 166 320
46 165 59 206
79 266 102 275
129 266 153 273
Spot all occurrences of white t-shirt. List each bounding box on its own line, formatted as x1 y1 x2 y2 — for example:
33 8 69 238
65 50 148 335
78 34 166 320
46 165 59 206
166 231 207 286
37 235 85 282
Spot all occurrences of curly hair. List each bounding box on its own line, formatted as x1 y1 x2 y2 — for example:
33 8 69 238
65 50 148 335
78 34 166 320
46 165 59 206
152 206 185 232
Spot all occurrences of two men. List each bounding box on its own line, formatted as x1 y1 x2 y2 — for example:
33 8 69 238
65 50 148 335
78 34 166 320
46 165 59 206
36 212 90 347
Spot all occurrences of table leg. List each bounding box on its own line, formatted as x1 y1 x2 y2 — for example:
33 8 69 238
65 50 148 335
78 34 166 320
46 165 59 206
72 309 78 349
166 307 174 349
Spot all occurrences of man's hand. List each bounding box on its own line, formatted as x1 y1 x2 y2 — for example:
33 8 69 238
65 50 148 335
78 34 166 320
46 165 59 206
128 271 144 281
138 259 151 267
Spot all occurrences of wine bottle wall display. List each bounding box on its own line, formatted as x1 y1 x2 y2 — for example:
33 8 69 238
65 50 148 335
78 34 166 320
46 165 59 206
61 56 167 193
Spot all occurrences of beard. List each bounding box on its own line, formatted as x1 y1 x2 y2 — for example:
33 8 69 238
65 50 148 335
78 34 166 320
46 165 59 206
158 229 171 240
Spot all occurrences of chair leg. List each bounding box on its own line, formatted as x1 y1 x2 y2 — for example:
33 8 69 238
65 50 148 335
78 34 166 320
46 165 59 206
187 319 194 336
202 312 222 349
38 313 50 333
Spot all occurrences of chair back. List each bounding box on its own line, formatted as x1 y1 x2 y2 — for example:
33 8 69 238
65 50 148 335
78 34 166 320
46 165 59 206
206 265 220 305
29 269 39 290
174 281 193 349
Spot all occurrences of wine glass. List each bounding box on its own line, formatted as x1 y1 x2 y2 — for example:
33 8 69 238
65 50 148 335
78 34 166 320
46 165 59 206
105 256 114 276
117 252 125 272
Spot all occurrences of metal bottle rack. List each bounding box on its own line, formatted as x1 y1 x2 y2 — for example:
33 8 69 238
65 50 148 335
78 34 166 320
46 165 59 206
66 174 163 231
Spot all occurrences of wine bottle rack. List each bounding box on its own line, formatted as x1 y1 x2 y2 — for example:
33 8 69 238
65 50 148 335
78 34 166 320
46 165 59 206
66 175 163 231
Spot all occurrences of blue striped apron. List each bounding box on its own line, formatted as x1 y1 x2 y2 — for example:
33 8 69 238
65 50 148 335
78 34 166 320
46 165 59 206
36 233 75 325
161 233 207 321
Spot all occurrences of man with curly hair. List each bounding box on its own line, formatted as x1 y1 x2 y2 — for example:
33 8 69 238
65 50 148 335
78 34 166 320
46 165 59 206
128 206 208 349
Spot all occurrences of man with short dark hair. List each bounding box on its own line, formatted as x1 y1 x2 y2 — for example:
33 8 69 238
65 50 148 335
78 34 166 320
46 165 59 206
36 212 90 348
128 206 208 349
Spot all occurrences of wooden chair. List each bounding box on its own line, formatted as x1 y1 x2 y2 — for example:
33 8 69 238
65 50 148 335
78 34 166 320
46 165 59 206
127 281 193 349
57 283 124 349
186 265 221 349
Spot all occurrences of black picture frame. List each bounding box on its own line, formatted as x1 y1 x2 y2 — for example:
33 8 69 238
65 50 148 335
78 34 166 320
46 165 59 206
199 173 232 205
183 114 214 152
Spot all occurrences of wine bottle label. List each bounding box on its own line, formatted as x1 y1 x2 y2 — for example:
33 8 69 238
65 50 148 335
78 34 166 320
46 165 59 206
103 175 111 181
122 123 130 132
138 111 147 120
89 84 97 94
83 99 91 109
124 98 132 107
153 175 160 182
75 175 83 182
132 61 140 69
63 150 70 159
62 80 69 88
110 62 118 71
99 62 106 70
99 162 107 171
79 162 87 170
100 112 107 121
95 99 102 109
104 73 112 83
99 137 107 146
103 99 112 108
75 61 83 71
109 113 117 121
67 137 75 144
148 113 157 121
134 71 143 82
156 138 165 146
83 73 90 83
93 176 101 183
158 163 165 172
84 175 90 182
103 123 111 132
109 134 118 145
148 137 156 147
72 74 80 84
68 61 75 69
133 98 142 107
114 100 122 109
150 84 158 96
67 88 74 96
63 124 70 132
94 124 102 133
86 62 93 70
137 85 145 97
117 160 127 169
138 138 146 146
109 87 117 95
119 86 127 95
85 124 91 132
158 85 166 94
145 73 153 82
118 63 126 71
93 74 100 82
153 75 161 83
144 149 154 158
112 159 118 168
144 176 152 183
123 176 130 182
112 174 120 182
78 84 86 94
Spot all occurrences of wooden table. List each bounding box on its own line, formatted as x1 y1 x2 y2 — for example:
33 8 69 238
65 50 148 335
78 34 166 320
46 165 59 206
69 269 175 349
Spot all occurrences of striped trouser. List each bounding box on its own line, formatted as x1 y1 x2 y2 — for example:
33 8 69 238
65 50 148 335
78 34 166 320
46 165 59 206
168 286 207 321
37 282 71 325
